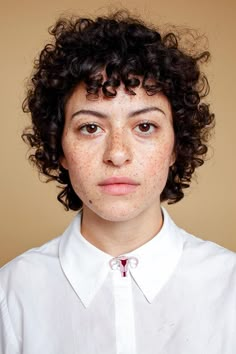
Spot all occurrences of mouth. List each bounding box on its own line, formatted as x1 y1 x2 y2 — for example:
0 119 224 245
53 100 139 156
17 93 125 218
98 177 140 195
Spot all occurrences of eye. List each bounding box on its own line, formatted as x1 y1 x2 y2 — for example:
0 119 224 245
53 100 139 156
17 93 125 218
79 123 102 135
134 122 156 134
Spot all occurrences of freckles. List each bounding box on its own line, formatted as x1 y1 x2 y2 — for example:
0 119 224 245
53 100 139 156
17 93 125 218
145 149 173 179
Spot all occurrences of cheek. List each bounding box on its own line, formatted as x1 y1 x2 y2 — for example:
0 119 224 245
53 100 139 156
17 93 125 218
144 142 174 178
69 154 92 179
62 142 89 180
63 138 88 168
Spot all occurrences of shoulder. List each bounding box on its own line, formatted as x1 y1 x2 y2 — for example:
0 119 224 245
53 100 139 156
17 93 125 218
0 235 62 292
178 226 236 284
164 207 236 270
181 227 236 260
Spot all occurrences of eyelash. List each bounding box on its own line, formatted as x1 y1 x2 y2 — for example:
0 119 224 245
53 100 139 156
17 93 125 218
134 121 158 135
79 123 103 135
78 121 158 136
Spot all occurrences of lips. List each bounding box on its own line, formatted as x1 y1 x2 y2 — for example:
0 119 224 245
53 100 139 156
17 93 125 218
98 177 139 185
98 177 140 195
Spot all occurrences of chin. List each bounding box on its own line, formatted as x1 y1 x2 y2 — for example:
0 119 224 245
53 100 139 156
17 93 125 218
85 202 143 223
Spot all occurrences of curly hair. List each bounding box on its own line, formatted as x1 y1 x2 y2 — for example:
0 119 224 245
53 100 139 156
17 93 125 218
22 10 215 211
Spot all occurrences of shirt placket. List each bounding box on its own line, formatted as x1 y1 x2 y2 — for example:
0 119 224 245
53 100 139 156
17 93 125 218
111 259 137 354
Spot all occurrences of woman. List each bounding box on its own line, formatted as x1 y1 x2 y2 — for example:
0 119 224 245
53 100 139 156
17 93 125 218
0 11 235 354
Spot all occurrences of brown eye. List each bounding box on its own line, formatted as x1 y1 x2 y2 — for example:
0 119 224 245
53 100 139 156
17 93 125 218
80 123 102 135
86 124 97 133
138 123 151 132
134 122 156 134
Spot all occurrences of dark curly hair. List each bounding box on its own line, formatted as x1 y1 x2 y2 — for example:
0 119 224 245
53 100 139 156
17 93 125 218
22 10 215 211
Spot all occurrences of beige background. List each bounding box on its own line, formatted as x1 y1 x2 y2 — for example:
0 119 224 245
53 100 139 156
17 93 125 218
0 0 235 267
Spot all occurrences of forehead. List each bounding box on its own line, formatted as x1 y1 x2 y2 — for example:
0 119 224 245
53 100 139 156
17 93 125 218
65 82 172 117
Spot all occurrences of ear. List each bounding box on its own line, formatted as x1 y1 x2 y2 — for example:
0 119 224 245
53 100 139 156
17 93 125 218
169 151 176 167
59 155 68 170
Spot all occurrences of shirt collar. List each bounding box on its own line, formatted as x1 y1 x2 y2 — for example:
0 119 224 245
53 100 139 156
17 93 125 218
59 207 184 308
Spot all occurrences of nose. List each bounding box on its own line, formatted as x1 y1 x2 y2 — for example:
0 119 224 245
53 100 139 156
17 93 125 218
103 130 132 167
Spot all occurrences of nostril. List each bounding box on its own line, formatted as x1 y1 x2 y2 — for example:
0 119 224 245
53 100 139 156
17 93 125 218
103 138 132 166
105 150 132 167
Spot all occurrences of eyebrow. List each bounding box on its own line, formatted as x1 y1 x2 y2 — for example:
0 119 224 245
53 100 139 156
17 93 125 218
71 106 166 119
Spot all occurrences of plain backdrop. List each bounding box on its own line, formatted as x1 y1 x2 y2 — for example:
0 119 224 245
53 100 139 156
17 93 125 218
0 0 235 266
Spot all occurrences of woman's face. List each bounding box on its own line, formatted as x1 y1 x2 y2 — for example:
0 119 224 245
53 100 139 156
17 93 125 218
61 83 175 222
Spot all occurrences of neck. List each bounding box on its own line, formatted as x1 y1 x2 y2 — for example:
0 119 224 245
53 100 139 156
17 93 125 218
80 205 163 257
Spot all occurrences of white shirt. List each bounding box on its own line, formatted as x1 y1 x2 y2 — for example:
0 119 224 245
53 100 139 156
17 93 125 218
0 208 236 354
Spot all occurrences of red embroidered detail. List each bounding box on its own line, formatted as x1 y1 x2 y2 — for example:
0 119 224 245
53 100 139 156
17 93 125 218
109 256 139 277
120 258 128 277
